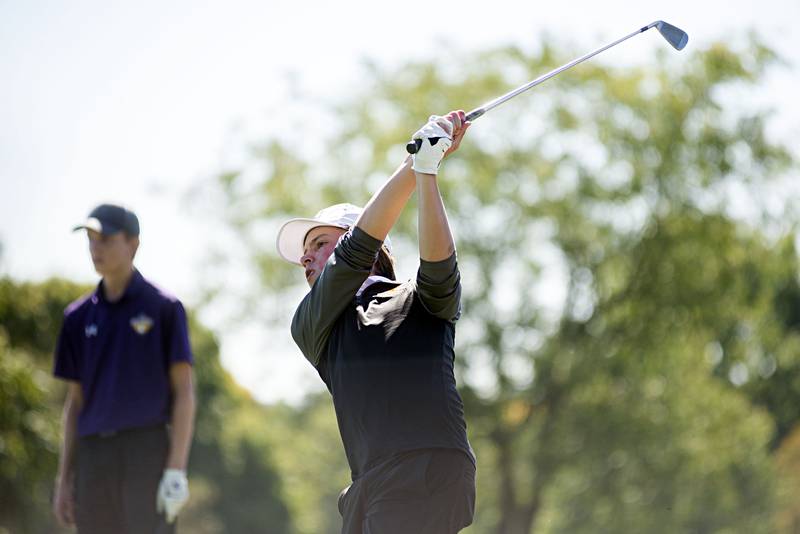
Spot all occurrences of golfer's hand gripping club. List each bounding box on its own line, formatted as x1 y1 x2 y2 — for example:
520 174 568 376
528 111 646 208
406 109 482 154
410 115 453 174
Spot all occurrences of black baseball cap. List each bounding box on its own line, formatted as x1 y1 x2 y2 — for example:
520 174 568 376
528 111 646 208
73 203 140 236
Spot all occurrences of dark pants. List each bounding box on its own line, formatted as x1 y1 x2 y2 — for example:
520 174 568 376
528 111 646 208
74 425 174 534
338 448 476 534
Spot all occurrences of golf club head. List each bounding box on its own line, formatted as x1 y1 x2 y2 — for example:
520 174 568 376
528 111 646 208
655 20 688 50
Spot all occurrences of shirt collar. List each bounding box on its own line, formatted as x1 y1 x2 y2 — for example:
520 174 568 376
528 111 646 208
356 275 398 297
94 269 144 304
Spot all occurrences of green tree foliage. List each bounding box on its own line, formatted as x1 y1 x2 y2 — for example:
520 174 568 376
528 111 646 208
184 308 292 534
260 393 351 534
0 339 59 534
206 37 798 533
0 277 291 533
0 278 82 533
775 425 800 532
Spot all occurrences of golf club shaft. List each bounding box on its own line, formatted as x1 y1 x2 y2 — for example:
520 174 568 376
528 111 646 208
465 22 660 121
406 21 661 154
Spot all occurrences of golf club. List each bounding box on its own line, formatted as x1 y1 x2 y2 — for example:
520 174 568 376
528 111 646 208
406 20 688 154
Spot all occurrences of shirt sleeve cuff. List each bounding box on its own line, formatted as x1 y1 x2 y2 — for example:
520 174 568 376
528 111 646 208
336 226 384 270
418 253 458 285
351 226 383 251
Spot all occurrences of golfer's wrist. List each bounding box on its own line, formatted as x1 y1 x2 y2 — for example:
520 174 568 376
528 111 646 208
56 467 73 483
165 459 187 470
165 451 189 470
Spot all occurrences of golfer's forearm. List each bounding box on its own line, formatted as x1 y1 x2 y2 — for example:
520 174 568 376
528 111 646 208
57 396 80 481
416 173 455 261
356 157 416 242
166 379 195 470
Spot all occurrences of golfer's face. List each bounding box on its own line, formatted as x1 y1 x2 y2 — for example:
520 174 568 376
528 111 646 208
301 226 346 287
87 230 136 276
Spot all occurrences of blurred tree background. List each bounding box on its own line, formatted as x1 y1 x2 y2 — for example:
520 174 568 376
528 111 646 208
2 36 800 533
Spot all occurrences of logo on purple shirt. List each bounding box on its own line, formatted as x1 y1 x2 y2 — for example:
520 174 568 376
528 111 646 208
130 313 154 335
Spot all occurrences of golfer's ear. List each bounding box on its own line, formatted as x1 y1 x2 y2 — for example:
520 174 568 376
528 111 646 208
129 236 140 259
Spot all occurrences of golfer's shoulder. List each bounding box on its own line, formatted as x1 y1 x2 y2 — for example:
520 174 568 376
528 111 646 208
137 277 189 330
62 291 94 323
139 275 183 307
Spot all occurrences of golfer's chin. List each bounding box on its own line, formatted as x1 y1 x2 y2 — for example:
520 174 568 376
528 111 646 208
92 261 106 276
306 272 319 288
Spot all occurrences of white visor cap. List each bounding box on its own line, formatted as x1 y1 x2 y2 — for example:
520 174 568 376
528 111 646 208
276 203 392 265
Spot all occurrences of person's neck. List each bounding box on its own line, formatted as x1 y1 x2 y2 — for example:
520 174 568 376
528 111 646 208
102 266 135 302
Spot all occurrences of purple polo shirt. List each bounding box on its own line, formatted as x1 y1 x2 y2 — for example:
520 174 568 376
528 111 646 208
53 270 193 437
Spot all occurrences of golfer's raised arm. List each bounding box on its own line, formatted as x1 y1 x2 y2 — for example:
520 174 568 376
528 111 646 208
356 110 470 245
413 110 469 261
355 157 416 243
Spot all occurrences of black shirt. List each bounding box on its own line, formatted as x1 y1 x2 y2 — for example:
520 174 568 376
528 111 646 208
292 227 474 480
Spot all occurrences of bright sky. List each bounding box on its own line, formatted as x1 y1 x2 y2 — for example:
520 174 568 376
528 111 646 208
1 0 798 403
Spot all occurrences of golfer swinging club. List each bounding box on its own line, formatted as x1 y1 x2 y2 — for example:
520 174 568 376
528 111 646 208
277 110 476 533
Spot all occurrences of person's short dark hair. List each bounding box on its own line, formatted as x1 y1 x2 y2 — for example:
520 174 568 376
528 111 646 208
73 204 140 237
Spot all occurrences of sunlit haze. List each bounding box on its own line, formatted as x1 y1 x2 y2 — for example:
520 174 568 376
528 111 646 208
2 0 798 403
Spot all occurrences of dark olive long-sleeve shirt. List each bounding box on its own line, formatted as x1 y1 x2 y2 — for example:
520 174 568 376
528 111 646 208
291 227 474 480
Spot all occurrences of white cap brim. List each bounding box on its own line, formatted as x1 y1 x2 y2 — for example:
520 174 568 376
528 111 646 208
72 217 105 234
276 218 350 265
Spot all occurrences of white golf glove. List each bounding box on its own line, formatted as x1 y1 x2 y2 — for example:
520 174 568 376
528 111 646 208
411 115 453 175
156 469 189 524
